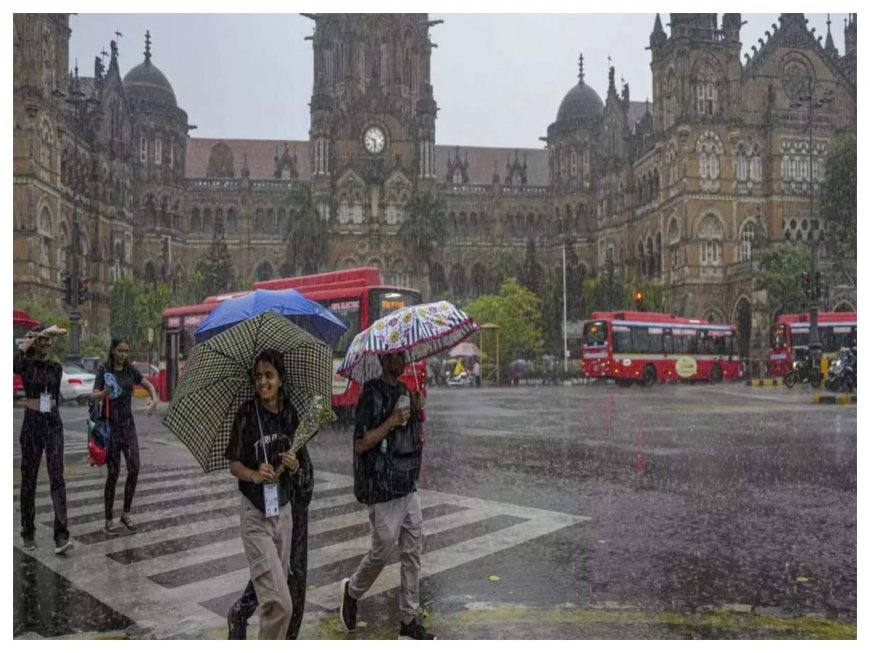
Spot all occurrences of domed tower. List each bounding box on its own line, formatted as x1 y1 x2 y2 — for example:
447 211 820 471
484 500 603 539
123 31 189 281
546 53 603 199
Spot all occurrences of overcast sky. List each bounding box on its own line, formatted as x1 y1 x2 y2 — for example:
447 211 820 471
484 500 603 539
67 13 850 149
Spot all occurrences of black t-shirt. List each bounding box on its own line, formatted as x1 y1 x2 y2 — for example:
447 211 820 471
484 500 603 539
13 351 62 404
225 398 298 513
94 364 143 426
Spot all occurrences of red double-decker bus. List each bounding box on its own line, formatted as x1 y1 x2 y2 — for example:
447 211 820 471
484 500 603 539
161 268 425 414
581 311 739 386
768 311 857 377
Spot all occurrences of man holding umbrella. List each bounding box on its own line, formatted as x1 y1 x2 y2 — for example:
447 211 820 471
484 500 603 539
336 300 479 640
339 351 433 640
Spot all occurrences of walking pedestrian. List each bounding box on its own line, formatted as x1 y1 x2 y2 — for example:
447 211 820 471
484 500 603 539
14 328 73 554
225 349 300 639
93 338 158 535
339 352 435 640
227 440 313 640
472 358 481 387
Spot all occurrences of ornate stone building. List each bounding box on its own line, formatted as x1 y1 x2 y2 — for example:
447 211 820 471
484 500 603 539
13 13 857 356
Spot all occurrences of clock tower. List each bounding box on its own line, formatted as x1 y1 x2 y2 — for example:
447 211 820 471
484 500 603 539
305 13 439 243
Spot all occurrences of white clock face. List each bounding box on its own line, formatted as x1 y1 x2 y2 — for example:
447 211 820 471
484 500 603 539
364 127 386 154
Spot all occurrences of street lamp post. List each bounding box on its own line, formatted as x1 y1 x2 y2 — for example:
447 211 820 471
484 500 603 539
57 68 98 363
790 85 833 363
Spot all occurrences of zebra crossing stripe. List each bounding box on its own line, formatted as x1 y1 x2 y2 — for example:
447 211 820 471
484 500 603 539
14 469 588 638
167 505 499 607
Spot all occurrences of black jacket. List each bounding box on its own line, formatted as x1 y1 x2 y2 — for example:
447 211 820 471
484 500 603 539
352 379 423 505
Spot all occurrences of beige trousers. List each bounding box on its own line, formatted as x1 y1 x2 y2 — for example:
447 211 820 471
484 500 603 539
348 491 423 624
240 495 293 639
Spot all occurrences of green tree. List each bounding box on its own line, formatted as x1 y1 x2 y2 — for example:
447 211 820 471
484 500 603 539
540 269 564 355
465 278 543 374
581 259 625 317
753 242 812 316
135 281 173 363
19 296 69 361
519 239 543 296
196 230 236 300
819 134 857 281
109 277 174 361
109 277 140 348
399 190 446 268
282 184 328 276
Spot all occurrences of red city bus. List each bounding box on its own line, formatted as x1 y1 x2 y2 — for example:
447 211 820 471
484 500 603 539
768 311 857 377
252 268 425 414
161 268 425 413
581 311 739 386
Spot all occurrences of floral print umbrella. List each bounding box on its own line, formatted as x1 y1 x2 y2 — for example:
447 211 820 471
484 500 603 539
337 301 480 384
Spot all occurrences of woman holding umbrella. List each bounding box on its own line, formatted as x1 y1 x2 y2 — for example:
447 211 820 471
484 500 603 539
225 349 300 640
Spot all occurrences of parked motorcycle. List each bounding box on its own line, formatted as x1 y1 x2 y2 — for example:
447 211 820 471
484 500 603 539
784 354 822 389
825 348 857 393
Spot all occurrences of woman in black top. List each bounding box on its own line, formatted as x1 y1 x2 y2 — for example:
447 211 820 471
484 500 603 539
225 349 300 639
92 337 158 535
14 329 72 554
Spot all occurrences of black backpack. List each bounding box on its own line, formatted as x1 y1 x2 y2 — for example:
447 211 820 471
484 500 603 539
352 380 423 504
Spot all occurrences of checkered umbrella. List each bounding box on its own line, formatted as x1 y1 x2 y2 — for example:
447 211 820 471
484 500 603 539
337 301 480 384
162 310 334 473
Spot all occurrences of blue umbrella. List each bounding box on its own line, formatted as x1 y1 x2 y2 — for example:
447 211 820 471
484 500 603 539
194 288 348 347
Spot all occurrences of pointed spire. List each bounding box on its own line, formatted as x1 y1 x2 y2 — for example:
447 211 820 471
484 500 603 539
824 14 837 54
608 65 616 94
577 53 585 84
144 30 152 64
650 13 667 49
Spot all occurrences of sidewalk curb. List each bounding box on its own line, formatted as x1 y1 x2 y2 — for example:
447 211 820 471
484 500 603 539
811 394 856 405
745 379 785 387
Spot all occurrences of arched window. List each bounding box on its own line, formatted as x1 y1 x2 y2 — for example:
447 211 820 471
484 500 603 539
697 132 722 191
664 69 677 129
739 221 756 262
570 151 578 177
254 261 275 282
695 62 719 117
736 144 748 182
749 144 762 182
697 214 723 266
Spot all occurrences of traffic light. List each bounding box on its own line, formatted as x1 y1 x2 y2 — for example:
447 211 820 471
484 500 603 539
62 274 72 305
634 289 645 310
802 272 812 299
78 279 89 303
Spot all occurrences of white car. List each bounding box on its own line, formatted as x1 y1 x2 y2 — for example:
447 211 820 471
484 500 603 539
60 363 96 404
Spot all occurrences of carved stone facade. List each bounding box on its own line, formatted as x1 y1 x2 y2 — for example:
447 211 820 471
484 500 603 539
13 13 857 357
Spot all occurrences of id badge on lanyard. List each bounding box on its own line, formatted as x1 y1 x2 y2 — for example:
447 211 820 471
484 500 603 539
255 403 280 519
263 483 279 518
39 387 52 413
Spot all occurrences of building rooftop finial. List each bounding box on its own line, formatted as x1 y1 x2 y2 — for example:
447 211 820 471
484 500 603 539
578 53 584 84
144 30 152 63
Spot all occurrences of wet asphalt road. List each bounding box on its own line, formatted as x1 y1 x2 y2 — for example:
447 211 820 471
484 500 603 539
12 381 857 638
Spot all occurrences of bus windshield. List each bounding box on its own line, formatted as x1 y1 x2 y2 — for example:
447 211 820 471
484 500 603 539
584 321 608 346
369 289 422 322
321 298 362 357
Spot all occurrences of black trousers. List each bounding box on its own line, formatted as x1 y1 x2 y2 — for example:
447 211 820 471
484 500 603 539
104 420 141 520
234 501 309 639
19 409 68 542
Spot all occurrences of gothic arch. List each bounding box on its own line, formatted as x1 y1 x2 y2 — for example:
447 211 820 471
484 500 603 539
833 300 855 312
702 306 726 324
143 260 157 284
470 263 487 298
253 260 275 282
429 262 448 296
732 295 752 358
450 263 466 298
